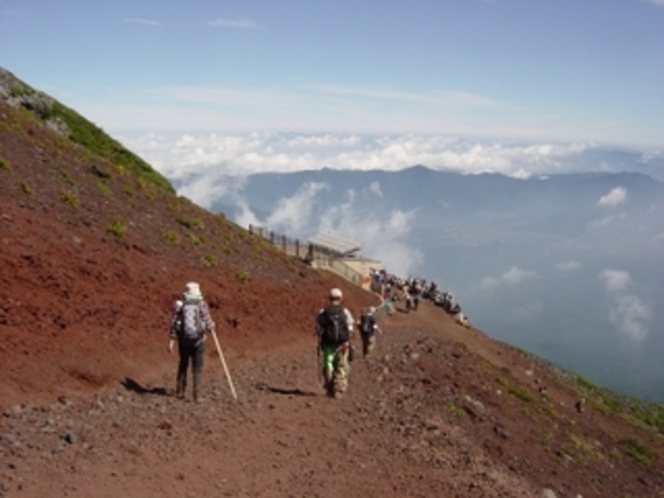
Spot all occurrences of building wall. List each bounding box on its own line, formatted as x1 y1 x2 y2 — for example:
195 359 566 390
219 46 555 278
342 258 382 290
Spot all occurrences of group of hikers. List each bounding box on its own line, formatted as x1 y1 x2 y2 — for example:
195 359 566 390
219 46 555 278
166 273 470 403
167 282 381 402
371 268 470 327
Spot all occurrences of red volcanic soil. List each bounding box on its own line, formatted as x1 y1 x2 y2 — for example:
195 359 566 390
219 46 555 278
2 100 664 497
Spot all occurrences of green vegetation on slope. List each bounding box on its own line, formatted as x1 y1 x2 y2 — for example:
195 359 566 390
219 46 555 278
0 67 174 194
48 101 174 194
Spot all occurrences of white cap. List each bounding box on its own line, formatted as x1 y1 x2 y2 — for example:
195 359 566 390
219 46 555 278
329 288 343 299
184 282 203 301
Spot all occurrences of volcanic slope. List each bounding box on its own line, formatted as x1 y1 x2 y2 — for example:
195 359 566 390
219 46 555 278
2 84 664 497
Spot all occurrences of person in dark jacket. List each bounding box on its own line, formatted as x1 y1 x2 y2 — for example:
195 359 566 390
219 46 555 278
359 306 381 357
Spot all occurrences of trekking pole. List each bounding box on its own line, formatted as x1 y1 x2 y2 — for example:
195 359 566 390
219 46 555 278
210 330 238 400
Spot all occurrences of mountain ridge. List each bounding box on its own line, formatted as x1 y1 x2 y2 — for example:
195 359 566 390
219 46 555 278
206 162 664 403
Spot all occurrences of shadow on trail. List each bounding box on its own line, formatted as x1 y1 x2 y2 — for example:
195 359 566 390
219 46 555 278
121 377 170 396
254 382 318 397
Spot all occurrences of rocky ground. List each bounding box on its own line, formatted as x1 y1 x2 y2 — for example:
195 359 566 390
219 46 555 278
3 297 664 498
2 96 664 498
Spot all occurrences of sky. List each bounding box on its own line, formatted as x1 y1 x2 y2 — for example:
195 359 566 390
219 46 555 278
1 0 664 182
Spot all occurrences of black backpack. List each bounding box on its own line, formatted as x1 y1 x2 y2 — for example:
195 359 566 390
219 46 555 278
360 314 374 336
320 305 350 345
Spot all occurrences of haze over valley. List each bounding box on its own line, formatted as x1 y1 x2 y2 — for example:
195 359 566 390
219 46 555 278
170 162 664 403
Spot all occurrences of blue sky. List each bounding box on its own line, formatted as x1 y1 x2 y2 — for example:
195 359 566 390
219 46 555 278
1 0 663 180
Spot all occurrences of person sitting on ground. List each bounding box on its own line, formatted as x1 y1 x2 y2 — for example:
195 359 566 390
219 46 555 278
315 288 354 399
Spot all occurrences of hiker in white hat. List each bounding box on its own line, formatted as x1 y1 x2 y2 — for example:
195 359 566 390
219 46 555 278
168 282 216 403
315 287 355 399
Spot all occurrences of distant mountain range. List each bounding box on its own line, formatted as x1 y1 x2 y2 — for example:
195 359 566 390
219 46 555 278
203 166 664 402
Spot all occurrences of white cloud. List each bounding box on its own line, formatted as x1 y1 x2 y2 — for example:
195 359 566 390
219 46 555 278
599 269 651 341
124 18 163 27
120 133 597 186
266 182 327 232
311 194 422 277
609 294 652 341
642 0 664 6
597 186 627 207
356 211 424 278
227 179 422 278
206 18 259 29
234 198 261 229
556 260 580 271
503 266 536 284
178 175 230 210
369 181 383 198
480 266 535 290
313 84 505 110
599 269 631 293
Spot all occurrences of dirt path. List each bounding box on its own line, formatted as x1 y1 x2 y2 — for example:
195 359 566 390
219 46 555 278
1 302 544 498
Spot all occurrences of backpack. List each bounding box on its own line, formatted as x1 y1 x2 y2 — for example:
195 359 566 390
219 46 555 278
178 301 205 341
320 305 350 345
360 314 374 336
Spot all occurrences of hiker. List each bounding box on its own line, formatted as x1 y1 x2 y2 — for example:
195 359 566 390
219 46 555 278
410 279 423 311
168 282 216 403
359 307 381 357
383 294 395 315
316 288 355 399
404 290 414 313
454 311 470 328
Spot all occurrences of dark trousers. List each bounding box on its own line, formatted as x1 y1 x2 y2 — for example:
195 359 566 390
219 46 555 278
176 340 205 399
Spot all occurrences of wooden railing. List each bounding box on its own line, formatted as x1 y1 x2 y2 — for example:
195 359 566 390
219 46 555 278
248 225 363 284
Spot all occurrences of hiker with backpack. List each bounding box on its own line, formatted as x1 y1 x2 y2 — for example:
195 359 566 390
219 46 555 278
168 282 216 403
410 279 423 311
315 288 355 399
359 307 381 357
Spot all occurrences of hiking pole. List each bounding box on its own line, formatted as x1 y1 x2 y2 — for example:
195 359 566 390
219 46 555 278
210 330 237 400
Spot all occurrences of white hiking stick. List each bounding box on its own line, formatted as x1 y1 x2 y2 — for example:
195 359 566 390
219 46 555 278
210 330 237 400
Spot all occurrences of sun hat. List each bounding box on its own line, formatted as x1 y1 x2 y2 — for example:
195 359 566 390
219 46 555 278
183 282 203 301
329 288 343 300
